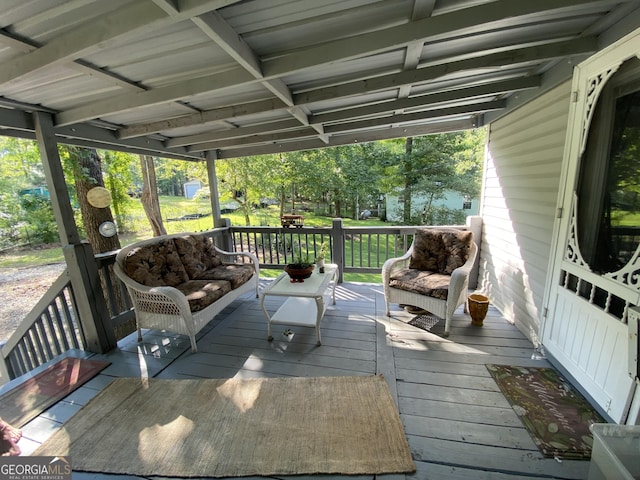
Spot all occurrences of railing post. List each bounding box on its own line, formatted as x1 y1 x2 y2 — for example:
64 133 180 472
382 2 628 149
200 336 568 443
467 215 482 289
218 218 233 252
0 343 10 386
331 218 344 283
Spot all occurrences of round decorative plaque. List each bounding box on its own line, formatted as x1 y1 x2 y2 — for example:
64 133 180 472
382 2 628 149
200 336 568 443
98 221 117 238
87 186 112 208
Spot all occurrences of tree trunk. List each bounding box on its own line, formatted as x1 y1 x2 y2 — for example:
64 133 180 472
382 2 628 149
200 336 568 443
403 137 413 224
68 147 130 339
70 147 121 253
279 185 286 217
140 155 167 236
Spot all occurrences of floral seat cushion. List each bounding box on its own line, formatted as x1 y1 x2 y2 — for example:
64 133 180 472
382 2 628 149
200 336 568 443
122 239 189 287
173 235 222 279
392 228 473 299
175 279 231 312
388 269 450 300
198 264 255 289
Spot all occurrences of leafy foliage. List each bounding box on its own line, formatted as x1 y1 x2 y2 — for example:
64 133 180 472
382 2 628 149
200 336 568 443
0 129 486 248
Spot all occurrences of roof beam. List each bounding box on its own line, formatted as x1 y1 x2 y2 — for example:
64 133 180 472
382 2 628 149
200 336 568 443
193 11 263 78
295 37 596 104
397 0 436 100
54 0 597 128
118 98 287 139
166 118 302 147
214 119 477 159
0 0 242 87
188 127 319 152
310 76 540 125
56 67 256 126
191 9 327 143
187 100 503 153
261 0 606 78
0 2 167 86
0 28 149 93
115 38 587 140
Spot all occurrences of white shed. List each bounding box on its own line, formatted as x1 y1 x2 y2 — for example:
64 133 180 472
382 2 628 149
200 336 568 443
183 180 202 199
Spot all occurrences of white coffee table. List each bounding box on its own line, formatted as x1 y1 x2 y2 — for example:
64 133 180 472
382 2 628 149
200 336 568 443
260 264 338 345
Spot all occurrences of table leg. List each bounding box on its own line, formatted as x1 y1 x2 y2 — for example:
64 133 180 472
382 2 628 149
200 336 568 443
314 296 323 345
260 294 274 341
331 269 337 305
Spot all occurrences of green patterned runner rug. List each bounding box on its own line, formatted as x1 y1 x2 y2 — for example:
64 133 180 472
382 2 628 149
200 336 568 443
486 364 605 460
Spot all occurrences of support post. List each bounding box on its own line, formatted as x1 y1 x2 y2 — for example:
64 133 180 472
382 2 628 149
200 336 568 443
331 218 344 283
33 112 116 353
466 215 482 289
205 150 223 228
218 218 233 252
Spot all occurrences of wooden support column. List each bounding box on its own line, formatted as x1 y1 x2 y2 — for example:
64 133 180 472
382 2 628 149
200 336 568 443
33 112 116 353
205 150 223 228
331 218 344 283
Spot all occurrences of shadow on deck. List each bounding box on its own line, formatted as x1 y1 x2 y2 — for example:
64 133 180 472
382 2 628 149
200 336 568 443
13 281 590 479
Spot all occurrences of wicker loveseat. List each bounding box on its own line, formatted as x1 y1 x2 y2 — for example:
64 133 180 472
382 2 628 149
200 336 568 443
114 232 259 352
382 228 477 337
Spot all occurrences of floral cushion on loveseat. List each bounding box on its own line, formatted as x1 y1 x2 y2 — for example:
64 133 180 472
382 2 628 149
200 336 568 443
197 264 255 289
174 279 231 312
121 234 256 313
173 234 222 279
122 238 189 287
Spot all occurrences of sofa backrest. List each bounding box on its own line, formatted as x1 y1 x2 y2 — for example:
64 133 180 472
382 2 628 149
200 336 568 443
409 228 473 275
173 234 222 279
122 237 189 287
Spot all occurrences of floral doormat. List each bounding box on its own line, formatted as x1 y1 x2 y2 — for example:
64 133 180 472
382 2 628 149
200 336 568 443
486 364 605 459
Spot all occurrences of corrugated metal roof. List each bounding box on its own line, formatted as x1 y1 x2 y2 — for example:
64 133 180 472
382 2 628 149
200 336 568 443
0 0 638 161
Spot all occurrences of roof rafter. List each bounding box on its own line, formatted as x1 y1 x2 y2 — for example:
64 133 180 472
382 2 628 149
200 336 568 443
294 37 596 104
0 0 242 87
189 8 327 143
111 38 589 144
310 76 540 125
54 1 599 128
214 119 478 159
187 100 504 153
260 0 608 77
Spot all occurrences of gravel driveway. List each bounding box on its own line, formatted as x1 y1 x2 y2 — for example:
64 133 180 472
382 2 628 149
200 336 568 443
0 263 67 342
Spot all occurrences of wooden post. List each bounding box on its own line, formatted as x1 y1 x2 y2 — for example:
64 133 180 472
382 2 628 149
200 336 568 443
33 112 117 353
331 218 344 283
218 218 233 252
205 150 223 228
466 215 482 289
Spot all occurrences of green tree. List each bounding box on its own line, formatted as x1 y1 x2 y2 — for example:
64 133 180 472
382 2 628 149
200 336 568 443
385 129 486 225
100 150 139 231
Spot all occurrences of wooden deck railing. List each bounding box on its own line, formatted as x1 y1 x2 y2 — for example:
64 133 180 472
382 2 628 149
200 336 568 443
0 219 478 383
229 218 434 280
0 271 83 380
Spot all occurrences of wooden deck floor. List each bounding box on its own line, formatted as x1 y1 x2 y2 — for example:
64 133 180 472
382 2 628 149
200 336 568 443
13 281 592 479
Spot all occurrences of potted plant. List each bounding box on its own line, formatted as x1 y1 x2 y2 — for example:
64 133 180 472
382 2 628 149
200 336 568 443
316 242 328 273
284 251 314 282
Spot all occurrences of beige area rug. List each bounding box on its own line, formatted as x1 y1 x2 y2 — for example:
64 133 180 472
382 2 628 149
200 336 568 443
34 375 415 478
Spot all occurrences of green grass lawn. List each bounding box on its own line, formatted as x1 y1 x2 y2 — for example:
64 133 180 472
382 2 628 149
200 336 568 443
0 196 387 283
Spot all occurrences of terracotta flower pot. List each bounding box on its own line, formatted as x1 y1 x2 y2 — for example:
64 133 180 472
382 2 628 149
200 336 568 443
468 293 489 326
284 264 314 282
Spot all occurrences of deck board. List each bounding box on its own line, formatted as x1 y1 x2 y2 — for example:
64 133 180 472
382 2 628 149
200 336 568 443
13 282 591 479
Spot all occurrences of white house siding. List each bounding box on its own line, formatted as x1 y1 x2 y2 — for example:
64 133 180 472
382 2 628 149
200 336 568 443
385 191 479 222
480 80 572 345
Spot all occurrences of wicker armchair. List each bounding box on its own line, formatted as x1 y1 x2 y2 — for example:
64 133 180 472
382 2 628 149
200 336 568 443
382 228 477 337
